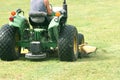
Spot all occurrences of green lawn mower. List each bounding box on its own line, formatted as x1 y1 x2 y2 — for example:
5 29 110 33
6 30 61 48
0 0 86 61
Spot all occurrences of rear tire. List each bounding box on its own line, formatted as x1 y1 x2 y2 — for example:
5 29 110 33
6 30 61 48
0 24 21 61
58 25 79 61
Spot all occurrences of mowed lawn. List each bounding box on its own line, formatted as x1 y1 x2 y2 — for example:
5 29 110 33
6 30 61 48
0 0 120 80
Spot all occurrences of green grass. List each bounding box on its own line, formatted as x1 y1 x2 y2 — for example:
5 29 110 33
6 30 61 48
0 0 120 80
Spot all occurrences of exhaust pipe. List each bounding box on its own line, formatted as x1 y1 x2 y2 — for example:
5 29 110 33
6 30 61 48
63 0 68 22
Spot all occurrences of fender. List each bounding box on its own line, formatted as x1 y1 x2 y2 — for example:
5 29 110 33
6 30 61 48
9 14 29 28
9 13 30 39
48 15 63 42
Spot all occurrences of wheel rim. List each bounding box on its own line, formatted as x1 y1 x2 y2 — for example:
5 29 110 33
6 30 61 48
81 38 84 44
15 32 20 53
73 35 77 55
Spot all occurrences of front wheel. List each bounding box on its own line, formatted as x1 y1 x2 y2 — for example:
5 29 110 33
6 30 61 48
58 25 79 61
0 24 21 61
78 33 84 45
78 33 85 58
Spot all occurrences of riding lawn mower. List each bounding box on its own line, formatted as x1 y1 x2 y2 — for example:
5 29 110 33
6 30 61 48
0 0 96 61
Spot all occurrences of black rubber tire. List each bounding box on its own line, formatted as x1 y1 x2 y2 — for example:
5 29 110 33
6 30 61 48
0 24 20 61
78 33 85 58
58 25 79 61
78 33 84 45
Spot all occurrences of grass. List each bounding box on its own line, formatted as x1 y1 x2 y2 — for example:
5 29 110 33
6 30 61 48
0 0 120 80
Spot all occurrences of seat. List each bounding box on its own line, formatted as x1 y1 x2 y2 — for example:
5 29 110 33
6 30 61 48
29 12 49 28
